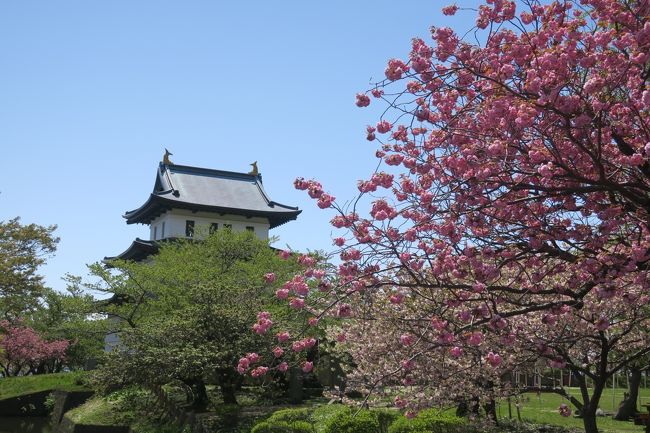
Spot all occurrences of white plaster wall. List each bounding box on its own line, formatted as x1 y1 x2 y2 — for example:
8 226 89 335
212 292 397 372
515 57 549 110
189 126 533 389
149 209 270 240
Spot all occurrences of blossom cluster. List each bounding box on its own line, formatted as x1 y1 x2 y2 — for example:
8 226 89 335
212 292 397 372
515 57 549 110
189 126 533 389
247 0 650 424
0 321 69 375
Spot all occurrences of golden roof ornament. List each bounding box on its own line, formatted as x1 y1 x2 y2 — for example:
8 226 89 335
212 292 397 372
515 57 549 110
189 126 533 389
162 148 174 165
249 161 259 176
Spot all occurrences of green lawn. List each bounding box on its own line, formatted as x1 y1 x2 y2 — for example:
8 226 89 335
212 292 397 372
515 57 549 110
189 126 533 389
66 390 184 433
498 387 650 433
66 397 119 425
0 371 88 400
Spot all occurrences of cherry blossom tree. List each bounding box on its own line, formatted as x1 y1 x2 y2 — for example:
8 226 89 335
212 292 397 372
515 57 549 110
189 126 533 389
245 2 649 432
0 320 69 376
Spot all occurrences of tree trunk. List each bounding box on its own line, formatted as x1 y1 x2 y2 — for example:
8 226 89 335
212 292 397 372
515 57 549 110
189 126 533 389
484 398 498 424
614 367 641 420
288 367 303 404
582 408 599 433
221 382 238 405
185 379 209 411
581 379 605 433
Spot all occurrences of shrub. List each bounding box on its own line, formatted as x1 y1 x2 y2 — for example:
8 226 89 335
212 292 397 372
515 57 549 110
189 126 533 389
376 409 400 433
251 420 314 433
268 408 312 423
44 392 56 412
388 409 465 433
310 404 351 433
323 409 380 433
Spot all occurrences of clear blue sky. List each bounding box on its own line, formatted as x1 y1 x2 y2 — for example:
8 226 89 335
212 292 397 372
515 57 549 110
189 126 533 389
0 1 470 291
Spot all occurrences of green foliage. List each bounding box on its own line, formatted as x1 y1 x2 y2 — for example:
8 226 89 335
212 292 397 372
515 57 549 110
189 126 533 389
323 409 380 433
44 392 56 412
388 409 465 433
310 404 351 433
66 397 121 425
89 229 302 405
376 409 400 433
0 371 88 399
0 217 58 318
268 407 312 423
251 420 314 433
29 284 105 370
0 217 102 371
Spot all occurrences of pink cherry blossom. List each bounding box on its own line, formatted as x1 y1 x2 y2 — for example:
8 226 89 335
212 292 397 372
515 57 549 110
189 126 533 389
400 334 415 346
289 298 305 310
251 366 268 378
263 272 276 284
442 5 458 16
450 346 463 358
356 93 371 107
467 332 482 346
486 352 502 367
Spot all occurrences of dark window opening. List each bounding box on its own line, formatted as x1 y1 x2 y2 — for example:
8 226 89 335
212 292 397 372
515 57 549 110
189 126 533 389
246 226 255 233
185 220 195 237
210 223 219 234
162 222 166 238
154 226 158 240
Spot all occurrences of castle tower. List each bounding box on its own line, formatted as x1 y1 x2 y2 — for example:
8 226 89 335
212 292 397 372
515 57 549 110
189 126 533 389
105 159 301 262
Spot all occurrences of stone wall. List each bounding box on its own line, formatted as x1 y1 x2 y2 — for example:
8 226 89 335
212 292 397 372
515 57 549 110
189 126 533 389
0 390 51 416
51 390 95 425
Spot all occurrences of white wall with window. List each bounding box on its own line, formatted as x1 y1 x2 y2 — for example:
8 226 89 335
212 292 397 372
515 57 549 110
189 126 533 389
149 209 270 240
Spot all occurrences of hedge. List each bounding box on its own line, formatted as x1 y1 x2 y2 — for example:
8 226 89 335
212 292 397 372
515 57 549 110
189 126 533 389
322 409 380 433
388 409 466 433
250 420 314 433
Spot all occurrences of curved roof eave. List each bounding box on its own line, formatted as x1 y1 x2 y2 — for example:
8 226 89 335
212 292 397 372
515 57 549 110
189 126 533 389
103 238 159 264
123 195 301 226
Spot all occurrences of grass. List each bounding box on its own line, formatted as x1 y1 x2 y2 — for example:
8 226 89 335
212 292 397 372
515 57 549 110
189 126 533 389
66 397 120 425
0 371 88 400
498 387 650 433
65 388 186 433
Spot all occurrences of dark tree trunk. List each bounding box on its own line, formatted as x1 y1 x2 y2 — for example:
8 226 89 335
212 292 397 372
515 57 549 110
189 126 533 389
614 367 642 420
484 398 498 424
221 382 238 405
581 380 605 433
455 400 469 417
288 367 303 404
216 368 241 405
582 408 599 433
184 379 209 411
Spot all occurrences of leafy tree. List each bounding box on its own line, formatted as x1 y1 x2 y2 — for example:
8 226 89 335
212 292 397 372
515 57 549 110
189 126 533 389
89 229 303 407
29 285 105 371
0 217 58 318
250 2 650 433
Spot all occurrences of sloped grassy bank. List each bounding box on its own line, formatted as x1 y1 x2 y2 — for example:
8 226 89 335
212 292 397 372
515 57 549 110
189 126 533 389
0 372 88 400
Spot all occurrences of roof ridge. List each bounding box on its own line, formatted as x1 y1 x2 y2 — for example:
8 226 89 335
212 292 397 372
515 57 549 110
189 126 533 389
164 163 260 180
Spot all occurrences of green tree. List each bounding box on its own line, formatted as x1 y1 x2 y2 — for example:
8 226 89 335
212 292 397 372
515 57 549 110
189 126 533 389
90 229 302 408
29 285 105 371
0 217 58 319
